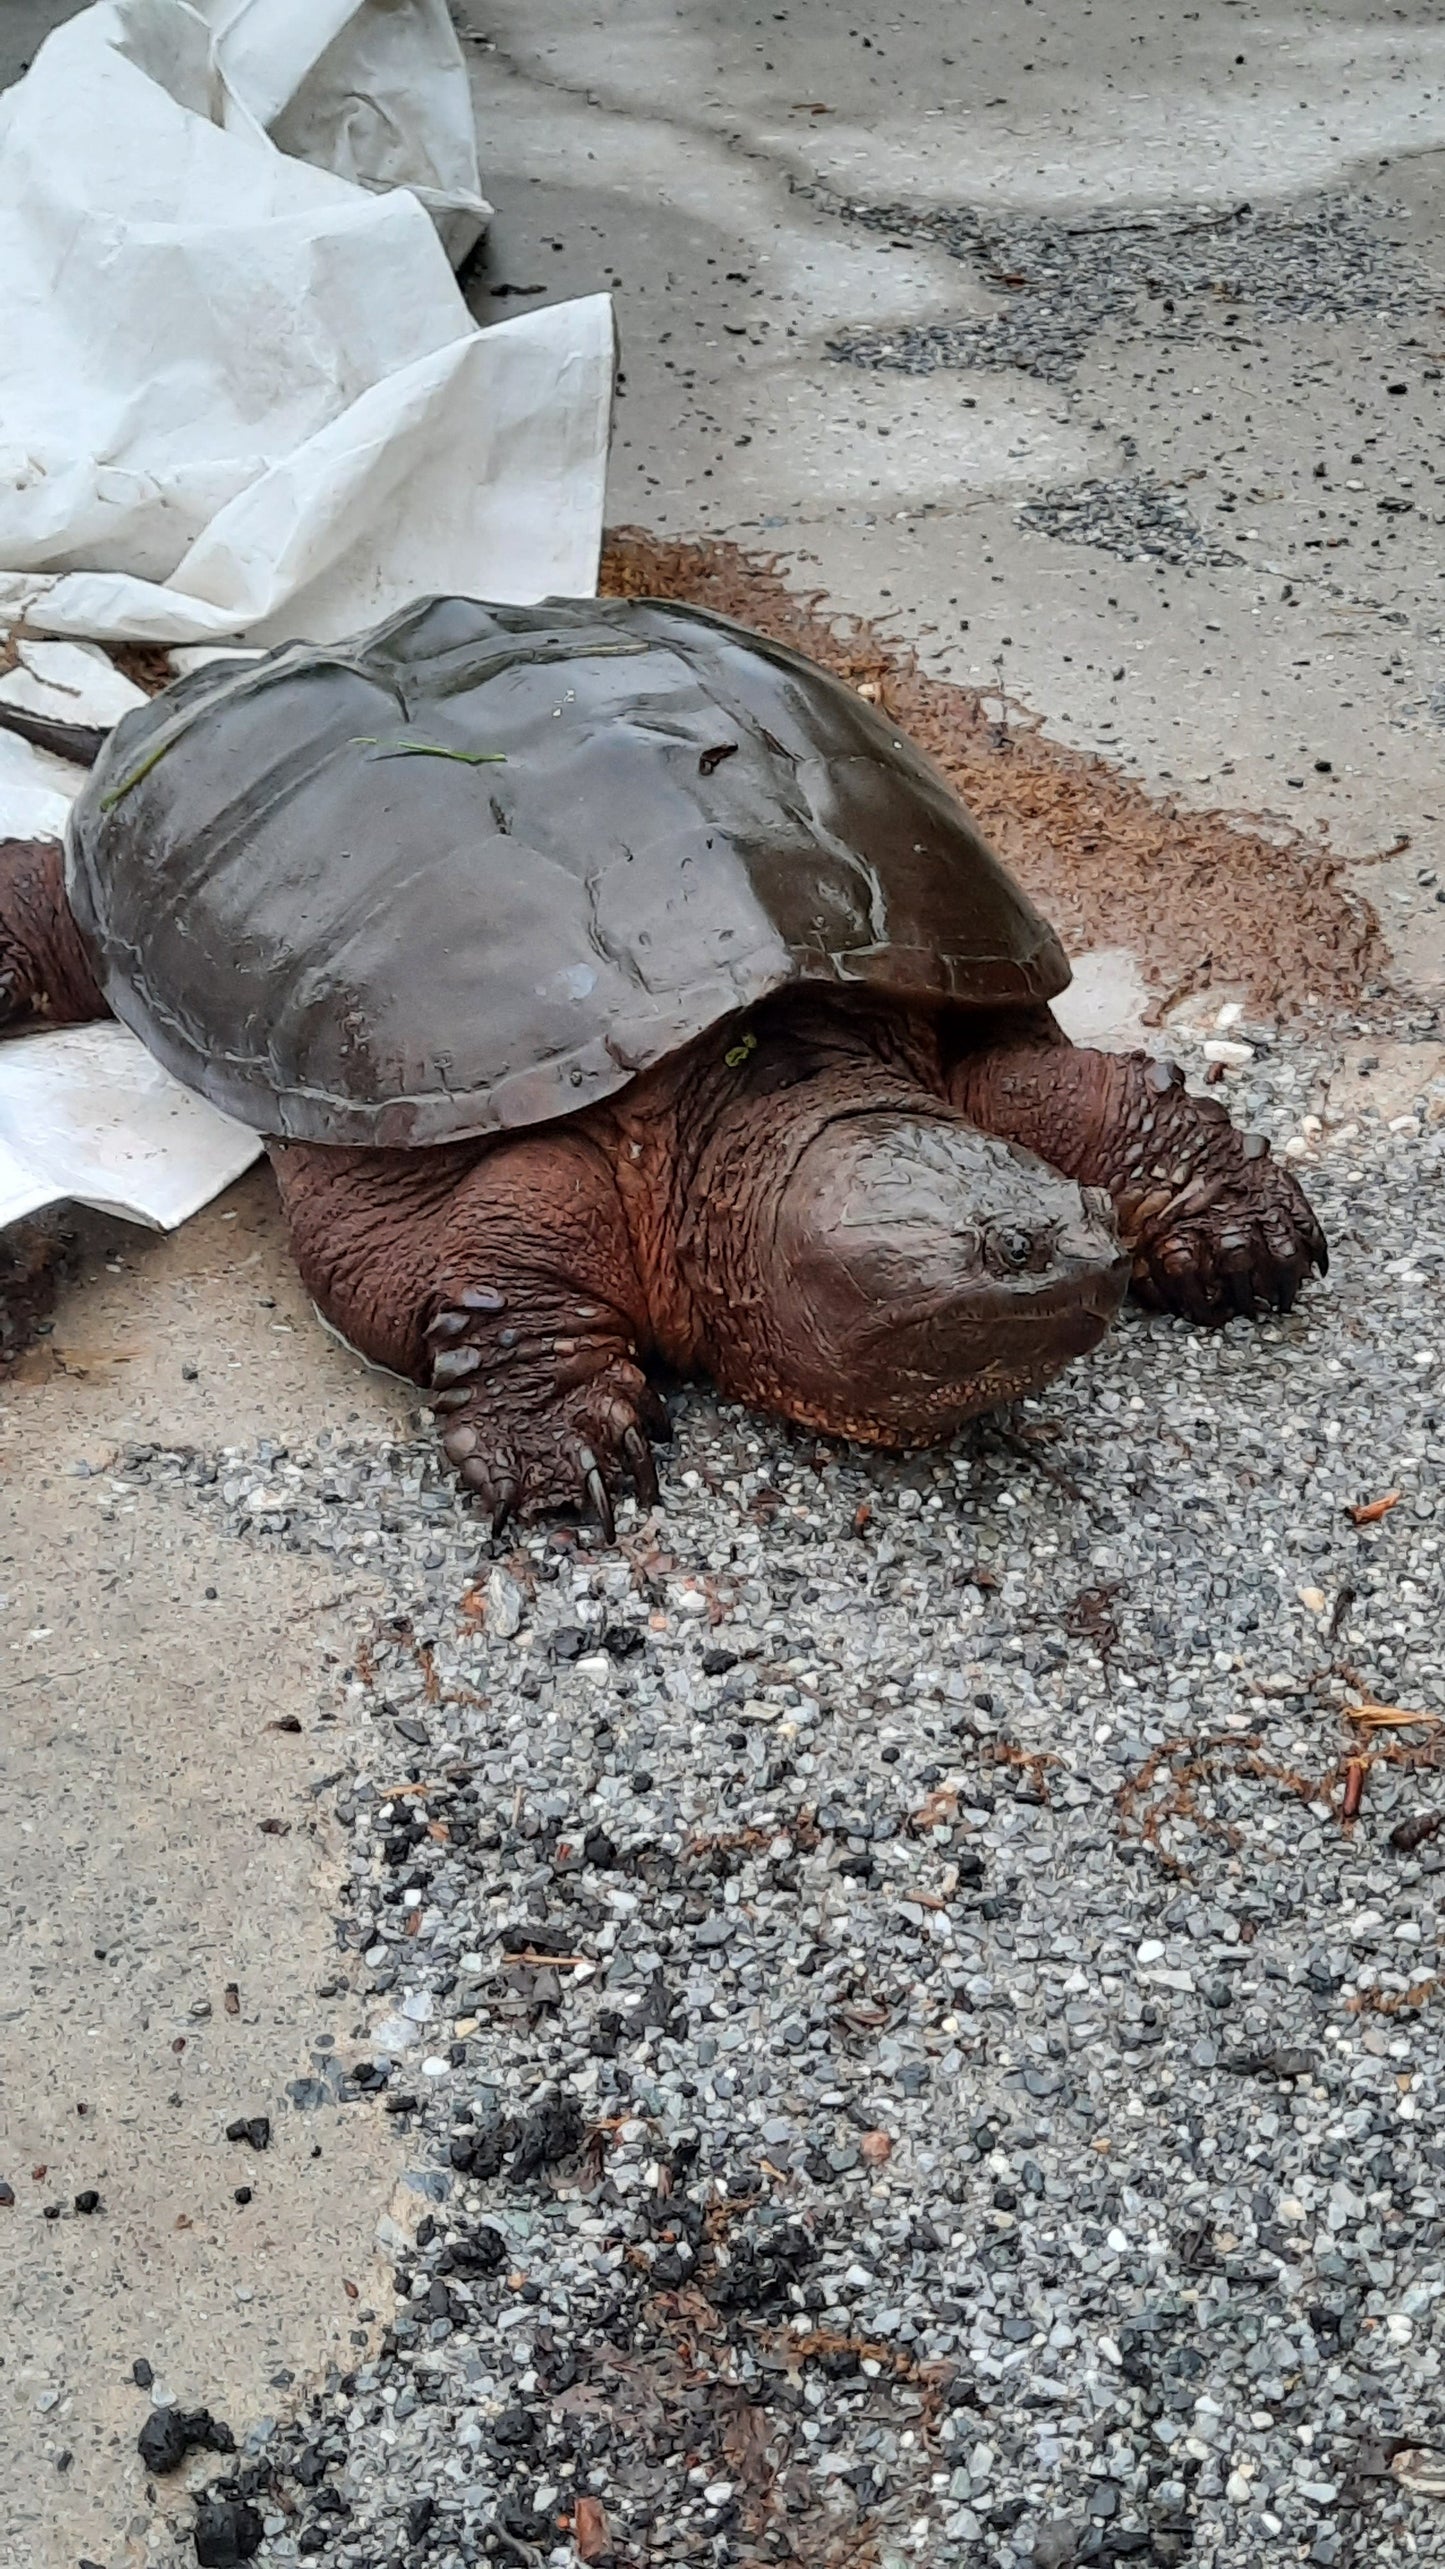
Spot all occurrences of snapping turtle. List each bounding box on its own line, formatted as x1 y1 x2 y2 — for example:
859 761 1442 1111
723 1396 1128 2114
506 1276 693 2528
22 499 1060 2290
0 594 1324 1533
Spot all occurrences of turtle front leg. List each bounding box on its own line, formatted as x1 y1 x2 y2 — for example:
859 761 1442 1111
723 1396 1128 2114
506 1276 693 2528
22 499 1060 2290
270 1135 667 1537
950 1041 1327 1325
0 836 107 1025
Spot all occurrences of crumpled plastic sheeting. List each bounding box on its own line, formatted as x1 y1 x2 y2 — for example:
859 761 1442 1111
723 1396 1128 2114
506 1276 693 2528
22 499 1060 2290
0 1020 263 1231
0 0 614 644
208 0 491 265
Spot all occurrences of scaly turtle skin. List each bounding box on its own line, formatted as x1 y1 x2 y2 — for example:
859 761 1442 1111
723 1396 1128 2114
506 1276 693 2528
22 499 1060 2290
0 596 1326 1536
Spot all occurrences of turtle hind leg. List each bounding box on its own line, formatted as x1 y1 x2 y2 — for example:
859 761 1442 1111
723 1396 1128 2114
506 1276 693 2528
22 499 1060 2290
269 1133 666 1540
951 1039 1327 1326
0 837 107 1026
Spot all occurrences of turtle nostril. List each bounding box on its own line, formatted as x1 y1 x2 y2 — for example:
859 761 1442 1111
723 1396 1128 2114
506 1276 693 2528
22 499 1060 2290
991 1226 1033 1272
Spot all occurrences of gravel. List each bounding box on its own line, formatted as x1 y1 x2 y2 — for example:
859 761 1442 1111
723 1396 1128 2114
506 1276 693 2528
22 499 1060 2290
819 193 1423 385
1017 476 1245 573
116 1030 1445 2568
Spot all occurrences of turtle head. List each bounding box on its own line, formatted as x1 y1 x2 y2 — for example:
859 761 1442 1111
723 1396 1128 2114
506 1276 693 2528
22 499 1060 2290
691 1102 1128 1444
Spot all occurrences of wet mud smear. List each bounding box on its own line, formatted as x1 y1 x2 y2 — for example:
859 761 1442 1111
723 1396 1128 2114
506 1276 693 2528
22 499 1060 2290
601 528 1386 1023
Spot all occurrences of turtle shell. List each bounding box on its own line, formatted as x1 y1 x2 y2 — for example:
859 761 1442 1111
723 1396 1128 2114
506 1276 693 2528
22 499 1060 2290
65 594 1070 1147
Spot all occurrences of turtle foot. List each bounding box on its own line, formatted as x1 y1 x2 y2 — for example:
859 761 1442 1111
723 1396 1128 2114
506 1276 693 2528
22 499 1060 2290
428 1318 670 1540
1122 1121 1328 1326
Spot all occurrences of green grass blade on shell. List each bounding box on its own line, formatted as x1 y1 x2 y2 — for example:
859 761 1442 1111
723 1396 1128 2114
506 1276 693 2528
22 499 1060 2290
98 732 185 811
350 737 507 765
98 640 400 812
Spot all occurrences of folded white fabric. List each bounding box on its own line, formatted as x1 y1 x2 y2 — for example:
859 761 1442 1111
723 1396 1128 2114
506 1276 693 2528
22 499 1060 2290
0 0 614 644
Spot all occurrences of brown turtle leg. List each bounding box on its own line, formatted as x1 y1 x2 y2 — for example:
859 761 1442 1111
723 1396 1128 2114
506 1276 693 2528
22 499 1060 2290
269 1133 667 1536
949 1040 1327 1325
0 836 107 1025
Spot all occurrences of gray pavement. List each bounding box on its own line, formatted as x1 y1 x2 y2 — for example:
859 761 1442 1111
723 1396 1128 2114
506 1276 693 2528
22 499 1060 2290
0 1 80 92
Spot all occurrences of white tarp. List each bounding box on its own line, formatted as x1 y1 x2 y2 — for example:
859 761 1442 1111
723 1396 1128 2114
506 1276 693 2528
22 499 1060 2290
0 0 616 1234
0 1020 263 1231
0 0 614 644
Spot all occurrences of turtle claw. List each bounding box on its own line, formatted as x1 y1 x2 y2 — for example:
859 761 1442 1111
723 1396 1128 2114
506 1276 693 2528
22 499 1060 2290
1132 1137 1327 1327
582 1462 616 1544
425 1297 667 1537
623 1424 659 1508
638 1385 674 1442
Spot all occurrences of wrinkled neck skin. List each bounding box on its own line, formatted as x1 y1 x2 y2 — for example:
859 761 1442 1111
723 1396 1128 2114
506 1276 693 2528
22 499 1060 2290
588 993 1126 1446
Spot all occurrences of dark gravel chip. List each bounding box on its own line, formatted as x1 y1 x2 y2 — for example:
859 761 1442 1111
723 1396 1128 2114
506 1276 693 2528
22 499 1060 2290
509 2092 584 2181
449 2116 512 2179
193 2497 264 2566
712 2220 820 2312
450 2224 507 2274
73 2188 101 2214
224 2116 272 2150
1222 2044 1318 2081
489 2407 539 2450
139 2408 237 2474
499 1920 578 1958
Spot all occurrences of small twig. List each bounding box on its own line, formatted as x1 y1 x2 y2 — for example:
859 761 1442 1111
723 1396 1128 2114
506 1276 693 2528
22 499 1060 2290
481 2524 545 2569
501 1950 594 1969
1349 1974 1441 2017
1348 831 1412 869
1349 1492 1401 1527
1345 1706 1442 1732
